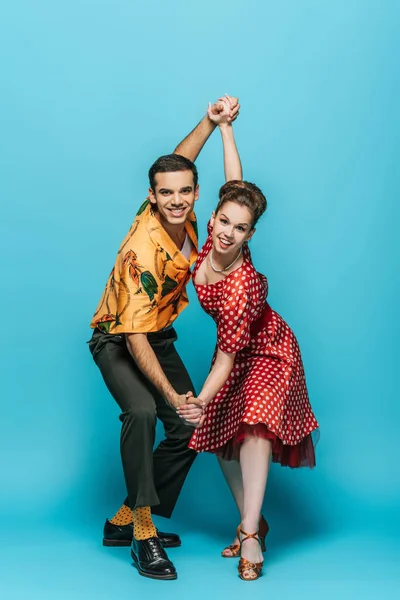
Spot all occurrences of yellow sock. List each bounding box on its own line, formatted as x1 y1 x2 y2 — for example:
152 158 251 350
109 503 133 526
132 506 157 540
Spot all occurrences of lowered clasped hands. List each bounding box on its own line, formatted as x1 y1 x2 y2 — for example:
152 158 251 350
176 392 206 428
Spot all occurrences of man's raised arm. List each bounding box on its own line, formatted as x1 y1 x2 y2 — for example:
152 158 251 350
174 96 239 162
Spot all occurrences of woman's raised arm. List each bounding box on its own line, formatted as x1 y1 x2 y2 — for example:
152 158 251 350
208 94 243 182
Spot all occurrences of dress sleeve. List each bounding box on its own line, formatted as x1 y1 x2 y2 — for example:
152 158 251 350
114 244 161 333
217 286 251 354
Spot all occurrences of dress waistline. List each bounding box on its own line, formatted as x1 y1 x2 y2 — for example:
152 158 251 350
250 303 273 336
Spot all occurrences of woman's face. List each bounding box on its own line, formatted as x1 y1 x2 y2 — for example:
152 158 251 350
211 200 255 256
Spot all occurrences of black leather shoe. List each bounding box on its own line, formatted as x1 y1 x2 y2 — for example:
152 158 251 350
155 529 181 548
103 520 182 548
131 536 177 580
103 520 133 547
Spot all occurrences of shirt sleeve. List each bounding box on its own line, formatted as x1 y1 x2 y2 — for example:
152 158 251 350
217 286 251 354
114 244 161 333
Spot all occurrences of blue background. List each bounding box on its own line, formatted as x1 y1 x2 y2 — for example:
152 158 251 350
1 0 399 598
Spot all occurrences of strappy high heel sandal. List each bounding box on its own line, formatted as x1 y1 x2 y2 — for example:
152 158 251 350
221 515 269 558
237 525 264 581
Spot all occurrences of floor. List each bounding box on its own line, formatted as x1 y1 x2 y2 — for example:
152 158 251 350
1 519 399 599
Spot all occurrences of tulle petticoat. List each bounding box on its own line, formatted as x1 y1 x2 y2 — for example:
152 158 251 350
215 423 319 468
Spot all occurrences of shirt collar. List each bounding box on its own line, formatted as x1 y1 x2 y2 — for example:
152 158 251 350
141 201 198 267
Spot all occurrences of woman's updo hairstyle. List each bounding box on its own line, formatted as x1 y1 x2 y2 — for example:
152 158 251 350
215 180 267 228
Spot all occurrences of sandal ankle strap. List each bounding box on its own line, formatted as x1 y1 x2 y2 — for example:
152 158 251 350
236 525 262 547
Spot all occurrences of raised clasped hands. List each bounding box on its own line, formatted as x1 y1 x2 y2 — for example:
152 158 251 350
209 93 240 127
176 391 207 428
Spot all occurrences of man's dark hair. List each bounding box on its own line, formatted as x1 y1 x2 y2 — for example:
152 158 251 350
148 154 198 190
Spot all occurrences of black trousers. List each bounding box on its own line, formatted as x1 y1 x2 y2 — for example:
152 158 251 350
89 328 197 518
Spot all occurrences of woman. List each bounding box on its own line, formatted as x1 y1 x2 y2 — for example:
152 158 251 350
178 97 319 581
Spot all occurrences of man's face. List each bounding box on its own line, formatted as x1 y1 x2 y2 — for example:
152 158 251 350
149 170 199 228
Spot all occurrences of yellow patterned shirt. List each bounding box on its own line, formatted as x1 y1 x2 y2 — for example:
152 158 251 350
90 200 198 334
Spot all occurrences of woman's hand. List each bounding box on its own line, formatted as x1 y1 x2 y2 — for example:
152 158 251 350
177 392 207 428
208 94 240 127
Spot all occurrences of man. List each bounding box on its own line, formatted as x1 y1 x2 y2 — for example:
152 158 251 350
88 96 239 580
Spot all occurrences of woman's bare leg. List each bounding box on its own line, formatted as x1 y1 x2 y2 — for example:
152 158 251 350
217 456 244 555
217 455 244 513
239 437 272 575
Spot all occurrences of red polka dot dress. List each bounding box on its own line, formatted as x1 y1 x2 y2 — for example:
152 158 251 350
189 233 319 467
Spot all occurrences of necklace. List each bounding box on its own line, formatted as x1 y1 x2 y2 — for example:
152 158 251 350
209 247 242 273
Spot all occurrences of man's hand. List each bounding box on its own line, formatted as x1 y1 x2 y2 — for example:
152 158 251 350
209 94 240 126
169 393 191 409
